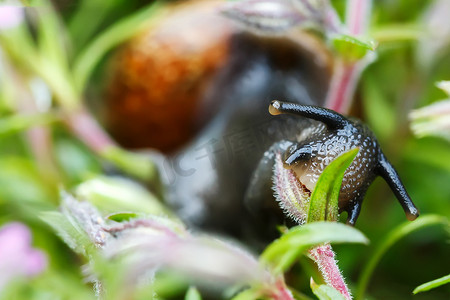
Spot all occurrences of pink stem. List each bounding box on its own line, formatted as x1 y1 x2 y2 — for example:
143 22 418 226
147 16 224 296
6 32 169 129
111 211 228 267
10 71 58 177
269 279 295 300
309 243 351 300
325 0 373 114
26 126 58 175
324 59 364 114
65 107 116 154
346 0 372 36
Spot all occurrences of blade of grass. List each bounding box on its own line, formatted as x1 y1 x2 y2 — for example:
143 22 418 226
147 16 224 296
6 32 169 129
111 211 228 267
68 0 125 51
72 1 163 92
261 222 368 274
413 274 450 294
0 112 58 137
356 215 448 300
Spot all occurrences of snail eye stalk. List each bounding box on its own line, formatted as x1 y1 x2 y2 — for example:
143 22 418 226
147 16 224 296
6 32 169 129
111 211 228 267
269 100 349 129
377 154 420 220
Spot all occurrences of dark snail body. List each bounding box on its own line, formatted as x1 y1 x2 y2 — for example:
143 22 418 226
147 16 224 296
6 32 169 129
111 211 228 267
165 33 332 242
163 34 418 244
105 1 418 243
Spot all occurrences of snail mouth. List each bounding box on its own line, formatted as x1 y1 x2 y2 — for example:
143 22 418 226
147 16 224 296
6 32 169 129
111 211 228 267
272 152 312 224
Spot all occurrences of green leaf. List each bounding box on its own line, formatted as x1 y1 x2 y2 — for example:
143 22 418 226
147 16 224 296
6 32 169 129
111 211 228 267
0 113 58 137
310 278 346 300
332 34 377 61
371 24 421 43
35 3 68 71
75 176 170 216
413 274 450 294
68 0 126 51
356 215 449 300
261 222 368 274
0 156 56 208
106 212 140 222
73 1 162 92
100 146 158 182
39 211 92 256
185 287 202 300
307 148 359 223
230 288 262 300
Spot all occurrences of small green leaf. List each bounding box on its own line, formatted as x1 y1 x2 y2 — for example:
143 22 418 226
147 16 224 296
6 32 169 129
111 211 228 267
310 278 346 300
332 34 377 60
185 287 202 300
75 176 170 216
39 211 92 256
413 274 450 294
230 288 262 300
307 148 359 223
261 222 368 274
106 212 140 222
356 215 448 300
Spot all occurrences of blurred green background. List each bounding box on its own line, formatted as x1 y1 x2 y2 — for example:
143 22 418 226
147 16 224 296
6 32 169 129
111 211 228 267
0 0 449 299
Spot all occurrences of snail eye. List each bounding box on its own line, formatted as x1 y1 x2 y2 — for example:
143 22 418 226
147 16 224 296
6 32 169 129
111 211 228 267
283 144 312 167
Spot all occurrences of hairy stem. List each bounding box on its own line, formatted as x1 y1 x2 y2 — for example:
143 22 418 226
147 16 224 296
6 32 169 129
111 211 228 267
269 279 296 300
309 243 351 300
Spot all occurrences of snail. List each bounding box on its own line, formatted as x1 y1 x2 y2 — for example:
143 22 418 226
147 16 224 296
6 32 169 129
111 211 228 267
161 33 419 243
266 100 419 226
103 0 419 243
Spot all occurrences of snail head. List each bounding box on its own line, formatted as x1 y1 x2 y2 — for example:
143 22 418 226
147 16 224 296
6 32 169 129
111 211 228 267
269 100 419 225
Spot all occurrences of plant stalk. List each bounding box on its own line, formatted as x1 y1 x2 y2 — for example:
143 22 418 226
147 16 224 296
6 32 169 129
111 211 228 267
308 243 351 300
269 279 296 300
325 0 373 114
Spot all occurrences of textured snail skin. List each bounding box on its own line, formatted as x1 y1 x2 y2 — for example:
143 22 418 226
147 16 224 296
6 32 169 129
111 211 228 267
269 100 419 225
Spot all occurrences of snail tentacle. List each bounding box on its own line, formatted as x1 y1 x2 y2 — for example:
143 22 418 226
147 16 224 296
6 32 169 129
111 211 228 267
269 100 348 129
377 154 419 221
346 200 362 226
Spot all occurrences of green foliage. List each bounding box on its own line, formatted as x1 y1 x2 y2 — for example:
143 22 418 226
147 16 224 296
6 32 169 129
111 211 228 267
356 215 449 300
39 210 93 256
100 147 158 181
413 274 450 294
72 1 162 92
307 148 359 222
75 176 169 215
185 287 202 300
310 278 346 300
0 0 449 299
261 222 368 274
0 113 58 138
231 288 263 300
332 34 377 61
